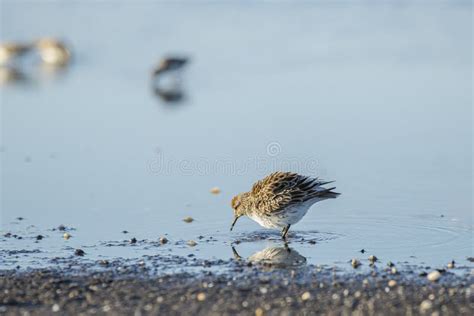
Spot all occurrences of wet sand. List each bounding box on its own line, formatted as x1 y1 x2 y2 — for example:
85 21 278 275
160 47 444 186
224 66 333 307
1 262 472 315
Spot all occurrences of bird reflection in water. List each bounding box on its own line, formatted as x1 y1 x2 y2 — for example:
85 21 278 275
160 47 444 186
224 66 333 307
0 66 29 86
232 244 307 268
151 57 189 104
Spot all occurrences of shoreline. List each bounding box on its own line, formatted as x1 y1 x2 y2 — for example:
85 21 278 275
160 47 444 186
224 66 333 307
1 263 472 315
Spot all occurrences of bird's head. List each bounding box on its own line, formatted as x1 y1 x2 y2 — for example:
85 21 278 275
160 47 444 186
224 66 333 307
230 193 248 231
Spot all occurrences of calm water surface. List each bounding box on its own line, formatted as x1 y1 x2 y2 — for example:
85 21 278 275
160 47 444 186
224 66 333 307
0 2 472 271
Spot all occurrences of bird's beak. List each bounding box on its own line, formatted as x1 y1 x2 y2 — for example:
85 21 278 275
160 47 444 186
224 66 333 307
231 246 242 260
230 215 241 231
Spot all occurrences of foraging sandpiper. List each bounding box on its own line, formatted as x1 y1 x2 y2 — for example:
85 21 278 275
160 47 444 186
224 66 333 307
152 57 188 76
35 38 71 66
230 172 339 239
0 42 32 66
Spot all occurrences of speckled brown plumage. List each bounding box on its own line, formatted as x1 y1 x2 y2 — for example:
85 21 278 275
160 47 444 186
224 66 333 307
230 172 339 239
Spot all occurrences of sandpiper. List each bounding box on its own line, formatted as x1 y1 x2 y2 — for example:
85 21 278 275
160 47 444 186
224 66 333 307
0 42 32 66
230 172 339 239
35 38 71 66
152 57 188 76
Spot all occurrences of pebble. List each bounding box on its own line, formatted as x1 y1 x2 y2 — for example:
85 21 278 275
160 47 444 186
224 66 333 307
122 230 129 234
391 267 398 274
447 260 455 269
36 235 44 240
387 261 395 267
63 233 71 240
210 187 221 194
130 237 137 244
58 225 66 231
351 258 361 268
368 255 378 263
255 307 264 316
196 292 206 301
183 216 194 223
419 299 433 312
187 240 197 247
16 217 24 221
360 249 365 253
427 271 441 282
52 304 60 312
388 280 397 287
74 249 85 256
301 291 311 301
159 237 168 244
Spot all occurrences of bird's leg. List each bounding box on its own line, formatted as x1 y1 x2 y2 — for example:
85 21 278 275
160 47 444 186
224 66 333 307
281 225 291 240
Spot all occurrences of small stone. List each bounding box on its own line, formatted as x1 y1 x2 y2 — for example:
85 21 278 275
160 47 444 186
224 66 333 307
99 260 109 266
52 304 60 312
122 230 129 234
159 236 168 244
368 255 378 263
351 258 361 268
16 217 24 221
447 260 455 269
36 235 44 240
301 291 311 301
58 224 66 231
388 280 397 287
63 233 71 240
420 300 433 312
74 249 85 256
391 267 398 274
130 237 137 244
387 261 395 267
183 216 194 223
210 187 221 194
427 270 441 282
255 307 264 316
187 240 197 247
260 287 268 294
360 249 365 253
196 292 206 301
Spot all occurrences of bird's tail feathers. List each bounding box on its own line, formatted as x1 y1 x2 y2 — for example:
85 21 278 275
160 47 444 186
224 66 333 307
313 186 340 200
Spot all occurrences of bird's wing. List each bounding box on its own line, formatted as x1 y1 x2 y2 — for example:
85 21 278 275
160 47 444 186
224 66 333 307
251 172 338 214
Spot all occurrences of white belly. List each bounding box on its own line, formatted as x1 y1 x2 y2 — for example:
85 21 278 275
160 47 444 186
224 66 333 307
248 202 314 229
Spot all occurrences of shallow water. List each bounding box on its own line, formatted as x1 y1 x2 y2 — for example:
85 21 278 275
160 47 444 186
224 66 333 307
1 2 472 272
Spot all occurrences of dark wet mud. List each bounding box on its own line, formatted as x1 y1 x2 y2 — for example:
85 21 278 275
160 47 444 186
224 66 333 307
1 262 472 315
